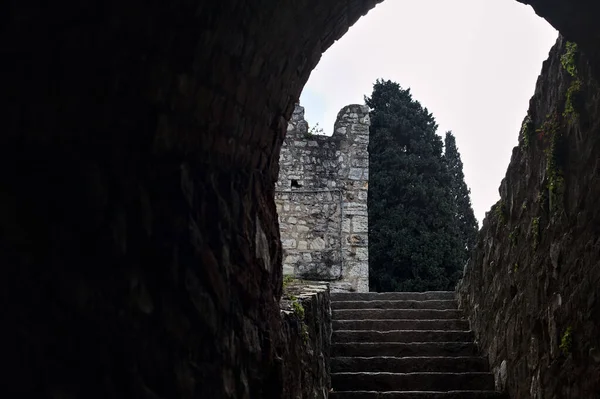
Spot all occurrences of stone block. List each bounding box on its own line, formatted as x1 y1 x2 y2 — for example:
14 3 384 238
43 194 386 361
348 168 363 180
342 219 351 233
344 202 367 216
284 254 300 264
351 157 368 167
309 237 326 250
281 239 297 249
297 225 310 233
355 247 368 262
356 277 369 293
283 264 295 275
351 215 368 233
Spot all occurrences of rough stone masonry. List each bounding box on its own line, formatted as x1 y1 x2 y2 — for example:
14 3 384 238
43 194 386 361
275 104 370 292
3 1 600 397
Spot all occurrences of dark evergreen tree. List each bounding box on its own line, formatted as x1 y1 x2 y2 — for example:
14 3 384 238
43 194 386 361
367 79 464 292
444 131 479 258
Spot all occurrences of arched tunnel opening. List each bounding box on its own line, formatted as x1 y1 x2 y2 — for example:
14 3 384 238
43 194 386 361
275 0 559 293
1 0 600 397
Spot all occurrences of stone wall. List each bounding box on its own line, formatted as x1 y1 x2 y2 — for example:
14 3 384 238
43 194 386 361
279 281 332 398
458 35 600 399
4 0 600 396
3 2 381 395
276 105 370 292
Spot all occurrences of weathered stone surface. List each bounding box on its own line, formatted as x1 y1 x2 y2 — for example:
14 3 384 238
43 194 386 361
330 292 499 397
3 0 600 396
276 104 370 292
329 390 507 399
279 281 332 398
331 356 489 373
334 309 463 320
458 36 600 399
332 330 474 343
332 299 458 310
331 372 495 392
333 319 470 332
332 292 456 301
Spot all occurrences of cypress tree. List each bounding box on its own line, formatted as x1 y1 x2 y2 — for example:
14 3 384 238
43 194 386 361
367 79 464 292
444 131 479 259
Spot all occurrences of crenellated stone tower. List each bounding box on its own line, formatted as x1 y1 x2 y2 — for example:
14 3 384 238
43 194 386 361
275 104 370 292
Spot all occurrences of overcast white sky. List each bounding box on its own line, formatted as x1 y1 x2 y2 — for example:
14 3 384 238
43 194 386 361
300 0 558 224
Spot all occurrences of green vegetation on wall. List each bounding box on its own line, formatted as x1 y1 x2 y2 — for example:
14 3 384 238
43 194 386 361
561 42 583 121
290 296 305 320
520 114 534 149
560 42 579 77
305 122 324 138
494 200 507 225
289 295 309 342
536 112 565 212
560 326 573 356
564 79 582 120
283 275 295 290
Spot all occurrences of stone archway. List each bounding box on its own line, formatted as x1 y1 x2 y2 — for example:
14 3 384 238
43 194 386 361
2 0 600 397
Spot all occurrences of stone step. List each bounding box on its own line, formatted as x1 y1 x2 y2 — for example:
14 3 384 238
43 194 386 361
331 356 489 373
332 292 456 301
329 391 506 399
329 293 501 399
334 309 463 320
333 330 474 344
332 342 479 357
331 372 495 392
333 319 470 331
332 300 457 310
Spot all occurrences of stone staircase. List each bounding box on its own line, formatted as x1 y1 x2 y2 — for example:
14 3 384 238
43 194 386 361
330 291 506 398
